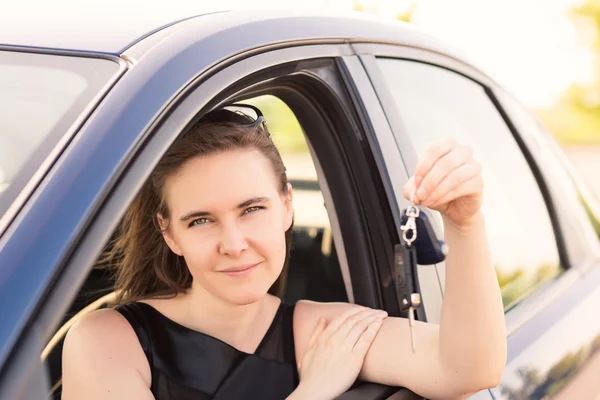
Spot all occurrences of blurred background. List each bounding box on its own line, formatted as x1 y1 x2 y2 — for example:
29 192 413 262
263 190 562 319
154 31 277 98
258 0 600 199
8 0 599 195
240 0 600 198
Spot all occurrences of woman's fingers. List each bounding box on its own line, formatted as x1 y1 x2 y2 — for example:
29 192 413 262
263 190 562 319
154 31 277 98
429 174 484 209
422 161 481 207
402 176 418 203
308 317 327 349
414 144 473 204
319 306 366 339
413 138 456 184
343 310 386 348
299 316 327 370
328 309 382 343
352 318 384 356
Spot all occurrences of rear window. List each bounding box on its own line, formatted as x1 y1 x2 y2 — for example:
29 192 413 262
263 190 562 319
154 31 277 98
0 50 120 221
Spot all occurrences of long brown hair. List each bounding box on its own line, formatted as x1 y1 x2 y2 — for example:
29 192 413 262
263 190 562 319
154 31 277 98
103 109 292 304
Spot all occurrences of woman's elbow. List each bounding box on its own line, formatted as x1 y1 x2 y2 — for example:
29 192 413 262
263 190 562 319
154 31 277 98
462 363 505 397
450 357 505 398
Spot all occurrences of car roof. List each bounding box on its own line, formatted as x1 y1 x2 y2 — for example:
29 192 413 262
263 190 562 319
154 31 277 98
0 4 220 54
0 7 471 63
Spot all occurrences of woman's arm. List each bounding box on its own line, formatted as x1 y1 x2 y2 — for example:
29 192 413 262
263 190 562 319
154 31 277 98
61 309 155 400
294 139 506 399
357 212 505 399
438 212 506 391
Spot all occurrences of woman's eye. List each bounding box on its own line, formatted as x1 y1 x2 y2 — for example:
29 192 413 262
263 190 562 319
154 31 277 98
243 206 264 215
189 218 210 227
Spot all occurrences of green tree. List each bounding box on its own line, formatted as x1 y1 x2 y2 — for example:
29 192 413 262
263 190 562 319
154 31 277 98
546 349 586 383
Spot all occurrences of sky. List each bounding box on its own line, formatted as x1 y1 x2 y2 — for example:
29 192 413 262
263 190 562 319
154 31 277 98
409 0 594 109
5 0 594 109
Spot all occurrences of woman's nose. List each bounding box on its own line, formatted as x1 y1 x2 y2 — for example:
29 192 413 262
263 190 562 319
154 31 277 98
218 222 249 257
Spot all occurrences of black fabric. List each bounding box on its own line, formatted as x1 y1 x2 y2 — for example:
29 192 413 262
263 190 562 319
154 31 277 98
116 302 299 400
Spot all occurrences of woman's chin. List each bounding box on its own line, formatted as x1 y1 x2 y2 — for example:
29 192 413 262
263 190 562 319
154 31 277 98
218 282 273 305
226 289 268 305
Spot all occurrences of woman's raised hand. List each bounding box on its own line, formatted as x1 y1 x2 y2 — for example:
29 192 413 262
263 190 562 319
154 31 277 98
290 307 387 400
403 138 483 229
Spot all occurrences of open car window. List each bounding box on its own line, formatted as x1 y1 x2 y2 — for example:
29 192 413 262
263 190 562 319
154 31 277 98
42 93 349 399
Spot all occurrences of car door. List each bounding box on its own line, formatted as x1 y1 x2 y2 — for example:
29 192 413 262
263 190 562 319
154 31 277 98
357 42 600 399
0 15 424 399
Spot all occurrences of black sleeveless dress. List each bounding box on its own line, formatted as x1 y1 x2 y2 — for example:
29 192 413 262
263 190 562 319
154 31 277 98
116 302 299 400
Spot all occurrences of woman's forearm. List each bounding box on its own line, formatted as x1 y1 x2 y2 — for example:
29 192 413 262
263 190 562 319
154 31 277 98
438 211 506 388
286 384 326 400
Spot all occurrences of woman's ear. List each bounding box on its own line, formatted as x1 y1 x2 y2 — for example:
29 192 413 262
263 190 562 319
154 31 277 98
283 182 294 231
157 213 183 256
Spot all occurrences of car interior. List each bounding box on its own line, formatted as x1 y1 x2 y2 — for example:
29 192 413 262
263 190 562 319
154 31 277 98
42 95 351 399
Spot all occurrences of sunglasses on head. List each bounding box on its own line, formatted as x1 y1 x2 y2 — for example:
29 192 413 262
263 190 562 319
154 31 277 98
199 104 266 129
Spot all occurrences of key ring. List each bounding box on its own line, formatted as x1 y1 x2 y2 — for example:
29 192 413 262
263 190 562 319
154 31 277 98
401 205 419 246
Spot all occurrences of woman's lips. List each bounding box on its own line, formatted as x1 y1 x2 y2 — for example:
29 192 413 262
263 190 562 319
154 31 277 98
219 262 260 277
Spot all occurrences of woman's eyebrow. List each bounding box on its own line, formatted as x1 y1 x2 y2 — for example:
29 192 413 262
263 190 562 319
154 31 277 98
179 197 270 222
179 210 210 222
237 196 270 209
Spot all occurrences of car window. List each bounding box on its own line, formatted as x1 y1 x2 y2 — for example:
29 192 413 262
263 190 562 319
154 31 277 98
376 58 562 309
496 90 600 266
0 51 119 221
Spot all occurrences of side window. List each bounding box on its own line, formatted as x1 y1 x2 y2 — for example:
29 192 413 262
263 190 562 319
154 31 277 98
376 58 562 309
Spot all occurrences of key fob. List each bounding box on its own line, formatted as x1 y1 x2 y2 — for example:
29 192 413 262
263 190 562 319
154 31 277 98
400 208 448 265
394 243 419 308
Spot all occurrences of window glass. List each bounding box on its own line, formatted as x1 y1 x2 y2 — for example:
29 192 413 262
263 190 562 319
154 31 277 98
0 51 119 220
377 58 562 309
497 90 600 268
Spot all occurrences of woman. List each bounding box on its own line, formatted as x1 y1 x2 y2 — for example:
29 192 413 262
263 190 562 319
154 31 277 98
62 106 506 400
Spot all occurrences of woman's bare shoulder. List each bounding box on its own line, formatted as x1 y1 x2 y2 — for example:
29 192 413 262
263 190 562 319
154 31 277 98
61 308 152 399
294 300 359 320
292 300 363 362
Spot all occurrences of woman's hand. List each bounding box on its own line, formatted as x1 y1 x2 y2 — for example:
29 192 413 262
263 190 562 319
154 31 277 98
289 307 387 400
402 138 483 229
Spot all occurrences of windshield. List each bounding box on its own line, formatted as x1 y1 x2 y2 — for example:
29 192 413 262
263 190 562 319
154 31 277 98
0 50 120 221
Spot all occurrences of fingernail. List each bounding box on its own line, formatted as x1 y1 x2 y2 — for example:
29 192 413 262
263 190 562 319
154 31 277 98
377 310 388 317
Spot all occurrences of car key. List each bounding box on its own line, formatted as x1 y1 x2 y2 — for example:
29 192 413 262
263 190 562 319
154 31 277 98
396 189 450 352
400 206 449 265
397 204 421 353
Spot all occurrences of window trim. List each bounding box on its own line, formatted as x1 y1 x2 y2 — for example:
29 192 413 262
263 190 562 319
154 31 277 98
485 86 571 271
492 87 600 272
337 55 421 319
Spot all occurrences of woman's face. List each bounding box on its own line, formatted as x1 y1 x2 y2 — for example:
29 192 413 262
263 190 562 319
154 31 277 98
159 148 293 305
